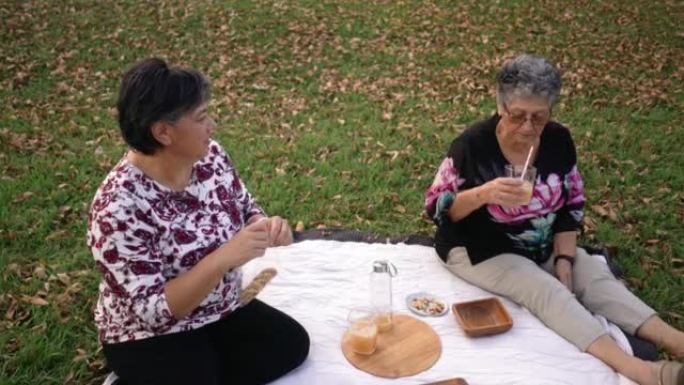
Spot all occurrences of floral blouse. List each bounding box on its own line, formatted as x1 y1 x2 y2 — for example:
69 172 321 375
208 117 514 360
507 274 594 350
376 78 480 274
425 114 585 265
87 140 265 343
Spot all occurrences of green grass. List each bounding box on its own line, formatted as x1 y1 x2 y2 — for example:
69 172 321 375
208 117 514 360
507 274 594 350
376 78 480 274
1 0 683 383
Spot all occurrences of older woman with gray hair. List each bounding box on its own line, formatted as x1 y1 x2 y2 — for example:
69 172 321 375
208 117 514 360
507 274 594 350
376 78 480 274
425 54 684 385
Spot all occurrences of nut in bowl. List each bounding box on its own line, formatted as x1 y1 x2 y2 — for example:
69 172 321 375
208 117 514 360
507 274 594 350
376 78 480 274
406 292 448 317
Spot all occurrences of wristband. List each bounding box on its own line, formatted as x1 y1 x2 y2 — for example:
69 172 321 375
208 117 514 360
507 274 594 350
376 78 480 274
554 254 575 266
433 191 456 226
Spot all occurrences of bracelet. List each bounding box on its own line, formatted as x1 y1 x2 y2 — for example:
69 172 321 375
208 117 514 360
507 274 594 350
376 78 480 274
554 254 575 266
433 191 456 226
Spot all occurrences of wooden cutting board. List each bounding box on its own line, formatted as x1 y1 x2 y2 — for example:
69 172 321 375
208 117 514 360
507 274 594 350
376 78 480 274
341 314 442 378
422 379 469 385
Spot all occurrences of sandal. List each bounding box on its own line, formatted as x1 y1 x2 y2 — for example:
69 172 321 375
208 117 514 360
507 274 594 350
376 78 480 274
658 361 684 385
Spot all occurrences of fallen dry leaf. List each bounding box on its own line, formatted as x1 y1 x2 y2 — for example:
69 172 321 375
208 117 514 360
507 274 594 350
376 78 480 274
21 295 48 306
590 203 619 222
5 297 17 321
44 230 69 241
12 191 34 204
33 265 47 279
665 311 683 321
56 273 71 286
7 263 21 276
72 348 87 363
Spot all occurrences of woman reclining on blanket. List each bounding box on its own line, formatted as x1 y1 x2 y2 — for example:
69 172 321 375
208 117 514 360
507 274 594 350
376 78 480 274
87 58 309 385
425 54 683 385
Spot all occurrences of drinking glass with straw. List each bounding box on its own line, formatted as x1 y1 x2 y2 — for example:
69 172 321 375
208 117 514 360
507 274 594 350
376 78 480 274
505 146 536 205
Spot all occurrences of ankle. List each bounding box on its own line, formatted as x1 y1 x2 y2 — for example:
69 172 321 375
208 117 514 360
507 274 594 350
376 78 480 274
625 361 658 385
675 348 684 360
636 361 660 385
664 330 684 358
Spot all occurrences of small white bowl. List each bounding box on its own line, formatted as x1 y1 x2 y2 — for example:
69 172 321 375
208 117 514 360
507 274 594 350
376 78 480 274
405 292 449 317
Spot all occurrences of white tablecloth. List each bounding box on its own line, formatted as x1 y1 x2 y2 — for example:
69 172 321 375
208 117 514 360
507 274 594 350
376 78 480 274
242 240 636 385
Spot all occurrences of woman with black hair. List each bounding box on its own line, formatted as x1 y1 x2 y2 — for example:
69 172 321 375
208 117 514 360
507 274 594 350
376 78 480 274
88 58 309 385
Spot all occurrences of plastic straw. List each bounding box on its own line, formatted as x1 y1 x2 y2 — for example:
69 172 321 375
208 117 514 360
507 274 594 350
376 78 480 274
520 145 534 181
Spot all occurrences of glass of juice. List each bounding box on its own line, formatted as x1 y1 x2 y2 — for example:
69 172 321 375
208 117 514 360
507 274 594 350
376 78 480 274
347 308 378 355
505 164 537 205
373 311 393 333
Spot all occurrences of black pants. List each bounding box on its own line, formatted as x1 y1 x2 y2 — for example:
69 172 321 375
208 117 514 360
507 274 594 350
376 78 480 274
103 300 310 385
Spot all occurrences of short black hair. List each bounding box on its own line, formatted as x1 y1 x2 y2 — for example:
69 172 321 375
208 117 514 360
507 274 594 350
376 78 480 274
116 58 210 155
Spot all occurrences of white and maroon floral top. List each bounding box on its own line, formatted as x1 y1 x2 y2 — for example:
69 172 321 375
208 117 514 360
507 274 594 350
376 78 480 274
87 140 264 344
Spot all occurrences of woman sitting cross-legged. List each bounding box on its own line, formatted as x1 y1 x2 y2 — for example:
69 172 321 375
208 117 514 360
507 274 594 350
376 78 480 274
88 58 309 385
425 54 683 385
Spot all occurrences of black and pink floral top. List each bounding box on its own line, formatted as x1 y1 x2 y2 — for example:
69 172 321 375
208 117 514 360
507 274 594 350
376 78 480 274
425 115 585 265
87 140 265 343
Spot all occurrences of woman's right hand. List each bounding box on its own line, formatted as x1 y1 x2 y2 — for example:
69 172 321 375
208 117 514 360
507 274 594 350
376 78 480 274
222 218 270 268
165 219 270 320
480 177 528 206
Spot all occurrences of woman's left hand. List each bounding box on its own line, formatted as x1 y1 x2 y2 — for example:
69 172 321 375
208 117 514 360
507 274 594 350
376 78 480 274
267 216 293 247
555 259 574 293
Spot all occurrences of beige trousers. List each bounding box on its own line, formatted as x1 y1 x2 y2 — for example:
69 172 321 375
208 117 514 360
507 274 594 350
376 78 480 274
443 247 656 351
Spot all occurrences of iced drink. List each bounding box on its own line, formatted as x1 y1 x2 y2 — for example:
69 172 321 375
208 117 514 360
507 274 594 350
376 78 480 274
348 319 378 355
520 181 534 204
505 164 536 205
373 313 393 333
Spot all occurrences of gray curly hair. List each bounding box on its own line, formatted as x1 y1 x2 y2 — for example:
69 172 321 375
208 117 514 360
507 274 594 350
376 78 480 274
496 54 562 108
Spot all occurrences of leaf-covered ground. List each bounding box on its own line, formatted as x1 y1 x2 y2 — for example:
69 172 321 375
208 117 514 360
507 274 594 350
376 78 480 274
1 1 683 383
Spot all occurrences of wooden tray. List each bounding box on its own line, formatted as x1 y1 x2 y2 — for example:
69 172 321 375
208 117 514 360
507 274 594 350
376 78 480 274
341 314 442 378
422 379 469 385
452 297 513 337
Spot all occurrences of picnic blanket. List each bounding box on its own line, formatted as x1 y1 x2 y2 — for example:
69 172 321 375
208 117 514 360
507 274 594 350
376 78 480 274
242 240 637 385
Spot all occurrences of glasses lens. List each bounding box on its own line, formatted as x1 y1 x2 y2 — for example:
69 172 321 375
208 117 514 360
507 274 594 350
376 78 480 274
509 114 526 124
504 104 549 126
509 114 548 126
532 113 549 126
